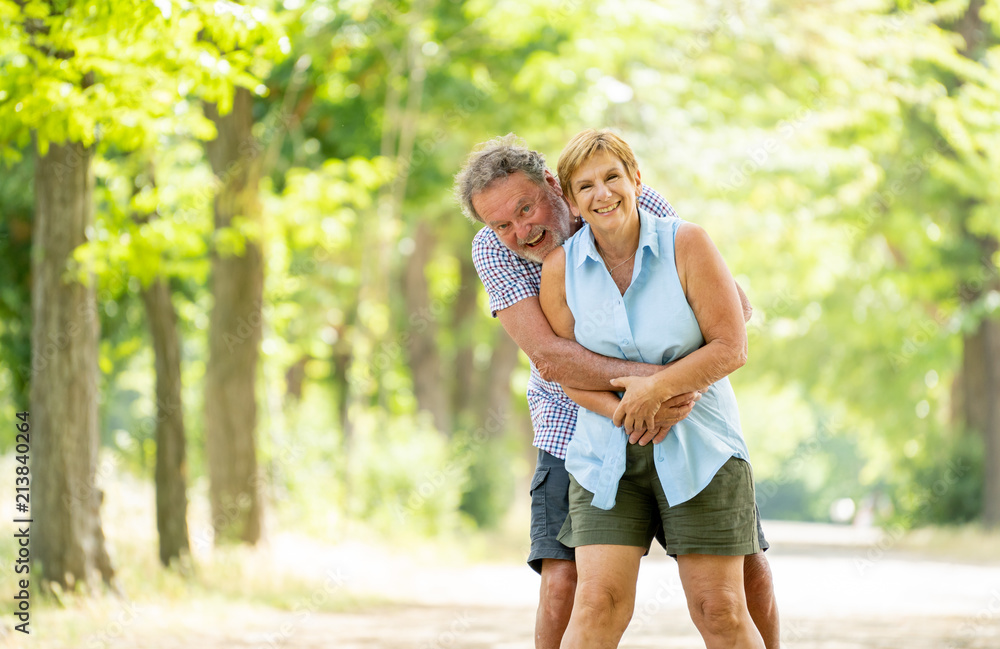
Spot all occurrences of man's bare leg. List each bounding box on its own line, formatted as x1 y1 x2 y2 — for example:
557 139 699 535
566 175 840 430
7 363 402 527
536 558 577 649
744 551 780 649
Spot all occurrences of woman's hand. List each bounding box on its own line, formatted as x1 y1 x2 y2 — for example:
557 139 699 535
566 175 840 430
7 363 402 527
610 375 666 433
629 391 702 445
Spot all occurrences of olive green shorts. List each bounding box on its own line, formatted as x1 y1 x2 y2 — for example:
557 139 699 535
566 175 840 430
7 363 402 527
558 442 760 556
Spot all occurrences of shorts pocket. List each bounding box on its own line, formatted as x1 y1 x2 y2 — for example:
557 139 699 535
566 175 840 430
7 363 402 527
530 467 550 494
529 467 551 540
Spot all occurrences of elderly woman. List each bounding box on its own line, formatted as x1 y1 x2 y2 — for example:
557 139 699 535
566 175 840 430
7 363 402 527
539 129 765 649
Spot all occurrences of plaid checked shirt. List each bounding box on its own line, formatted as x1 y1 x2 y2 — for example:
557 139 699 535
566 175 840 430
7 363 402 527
471 186 679 460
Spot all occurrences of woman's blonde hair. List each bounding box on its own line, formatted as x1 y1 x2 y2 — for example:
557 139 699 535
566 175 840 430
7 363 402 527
556 129 639 199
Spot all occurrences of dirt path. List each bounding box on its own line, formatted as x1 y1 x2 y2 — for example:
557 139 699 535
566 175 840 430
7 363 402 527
14 523 1000 648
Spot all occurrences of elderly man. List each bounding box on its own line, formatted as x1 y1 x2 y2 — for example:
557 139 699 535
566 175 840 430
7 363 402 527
455 134 780 649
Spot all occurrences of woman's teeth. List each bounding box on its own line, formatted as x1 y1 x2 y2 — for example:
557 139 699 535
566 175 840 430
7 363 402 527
596 201 621 214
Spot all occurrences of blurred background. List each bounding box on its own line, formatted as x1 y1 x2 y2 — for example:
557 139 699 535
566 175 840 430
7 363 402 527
1 0 999 647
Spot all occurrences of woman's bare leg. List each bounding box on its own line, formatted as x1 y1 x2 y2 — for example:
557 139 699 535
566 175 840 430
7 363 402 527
559 545 645 649
678 554 765 649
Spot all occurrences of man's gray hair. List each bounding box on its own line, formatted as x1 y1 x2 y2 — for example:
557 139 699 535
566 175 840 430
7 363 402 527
454 133 549 224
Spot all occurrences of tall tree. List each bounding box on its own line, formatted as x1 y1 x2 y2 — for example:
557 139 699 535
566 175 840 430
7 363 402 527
450 255 481 423
130 165 191 566
142 277 190 566
402 220 450 433
948 0 1000 527
142 275 191 564
203 86 266 544
565 0 1000 525
1 0 285 573
31 140 115 590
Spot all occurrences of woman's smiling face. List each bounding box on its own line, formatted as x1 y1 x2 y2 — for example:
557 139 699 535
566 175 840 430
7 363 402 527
566 150 642 232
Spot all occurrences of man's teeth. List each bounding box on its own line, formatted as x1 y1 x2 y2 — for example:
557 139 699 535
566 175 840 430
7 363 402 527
525 232 545 246
596 201 621 214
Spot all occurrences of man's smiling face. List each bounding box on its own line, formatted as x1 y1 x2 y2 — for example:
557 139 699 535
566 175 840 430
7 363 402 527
472 170 574 264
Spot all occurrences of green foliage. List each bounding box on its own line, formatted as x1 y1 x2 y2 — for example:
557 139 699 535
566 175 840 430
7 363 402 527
0 0 287 159
2 0 999 541
893 429 985 527
348 410 473 536
0 155 33 434
457 435 518 529
605 0 999 525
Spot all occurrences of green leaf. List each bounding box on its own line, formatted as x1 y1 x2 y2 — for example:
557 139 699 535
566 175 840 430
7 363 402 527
21 0 48 19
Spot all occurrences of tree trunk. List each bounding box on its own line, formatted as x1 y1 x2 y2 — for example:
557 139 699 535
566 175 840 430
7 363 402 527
955 226 999 527
402 220 450 434
31 140 115 590
962 253 1000 527
332 320 353 445
952 0 1000 528
354 10 427 412
960 323 990 436
451 255 480 423
141 277 191 566
331 320 353 509
481 327 520 432
974 318 1000 527
203 87 264 545
284 355 310 403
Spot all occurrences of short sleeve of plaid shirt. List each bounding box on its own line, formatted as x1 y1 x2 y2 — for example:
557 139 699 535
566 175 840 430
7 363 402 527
471 226 543 318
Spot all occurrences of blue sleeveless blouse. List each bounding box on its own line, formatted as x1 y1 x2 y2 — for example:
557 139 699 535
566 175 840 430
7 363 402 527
563 207 751 509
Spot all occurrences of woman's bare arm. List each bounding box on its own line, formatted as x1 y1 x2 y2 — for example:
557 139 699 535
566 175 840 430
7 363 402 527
539 246 699 441
537 248 621 414
611 223 747 431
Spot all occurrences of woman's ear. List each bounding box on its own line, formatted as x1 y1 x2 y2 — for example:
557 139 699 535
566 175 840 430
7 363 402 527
567 194 582 218
635 168 643 197
544 170 563 196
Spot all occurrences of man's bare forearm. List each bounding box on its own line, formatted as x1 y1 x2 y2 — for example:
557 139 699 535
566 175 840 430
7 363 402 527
497 294 687 393
563 385 620 419
535 336 659 390
536 283 750 390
